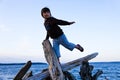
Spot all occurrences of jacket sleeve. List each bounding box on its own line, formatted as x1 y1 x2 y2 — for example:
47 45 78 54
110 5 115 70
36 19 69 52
45 32 49 40
52 17 71 25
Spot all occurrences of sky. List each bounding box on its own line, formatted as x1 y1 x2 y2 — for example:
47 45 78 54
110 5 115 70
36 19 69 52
0 0 120 63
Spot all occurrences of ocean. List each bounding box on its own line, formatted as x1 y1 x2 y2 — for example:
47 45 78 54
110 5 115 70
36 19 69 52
0 62 120 80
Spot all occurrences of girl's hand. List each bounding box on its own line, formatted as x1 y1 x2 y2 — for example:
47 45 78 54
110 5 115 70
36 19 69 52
69 21 75 25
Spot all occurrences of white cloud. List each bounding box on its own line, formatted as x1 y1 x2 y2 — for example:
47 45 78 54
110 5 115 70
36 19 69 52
0 24 10 32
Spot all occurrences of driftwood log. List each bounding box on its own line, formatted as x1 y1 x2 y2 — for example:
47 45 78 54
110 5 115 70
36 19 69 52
42 40 64 80
14 61 32 80
26 55 98 80
22 71 33 80
42 70 76 80
63 71 76 80
26 40 98 80
14 40 102 80
79 61 103 80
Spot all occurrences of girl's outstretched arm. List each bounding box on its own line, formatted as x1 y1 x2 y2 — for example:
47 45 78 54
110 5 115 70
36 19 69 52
52 17 75 25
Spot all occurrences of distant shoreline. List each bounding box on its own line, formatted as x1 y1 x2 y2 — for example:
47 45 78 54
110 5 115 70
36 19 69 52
0 61 119 65
90 61 120 64
0 62 47 65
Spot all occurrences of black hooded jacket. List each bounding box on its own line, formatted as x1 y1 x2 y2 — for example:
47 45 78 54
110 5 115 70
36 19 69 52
44 17 71 39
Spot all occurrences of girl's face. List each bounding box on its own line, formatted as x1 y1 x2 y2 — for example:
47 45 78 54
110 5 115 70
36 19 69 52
42 11 51 19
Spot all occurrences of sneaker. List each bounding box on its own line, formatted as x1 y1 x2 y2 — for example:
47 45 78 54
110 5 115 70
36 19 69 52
76 44 84 52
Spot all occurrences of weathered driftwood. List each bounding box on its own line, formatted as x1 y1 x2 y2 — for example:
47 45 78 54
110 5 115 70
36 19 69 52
42 40 64 80
22 71 33 80
79 61 93 80
14 61 32 80
41 69 76 80
63 71 76 80
26 53 98 80
61 52 98 71
41 70 52 80
92 70 103 80
26 70 49 80
79 61 103 80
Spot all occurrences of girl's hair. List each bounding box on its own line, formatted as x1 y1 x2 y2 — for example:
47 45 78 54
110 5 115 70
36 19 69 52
41 7 51 17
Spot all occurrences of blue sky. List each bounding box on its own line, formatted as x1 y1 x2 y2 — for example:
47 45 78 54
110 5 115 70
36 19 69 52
0 0 120 63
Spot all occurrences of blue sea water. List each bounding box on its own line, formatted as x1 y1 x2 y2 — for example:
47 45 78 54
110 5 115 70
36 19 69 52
0 62 120 80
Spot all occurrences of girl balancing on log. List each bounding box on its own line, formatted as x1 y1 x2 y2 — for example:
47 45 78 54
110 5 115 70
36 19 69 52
41 7 84 62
